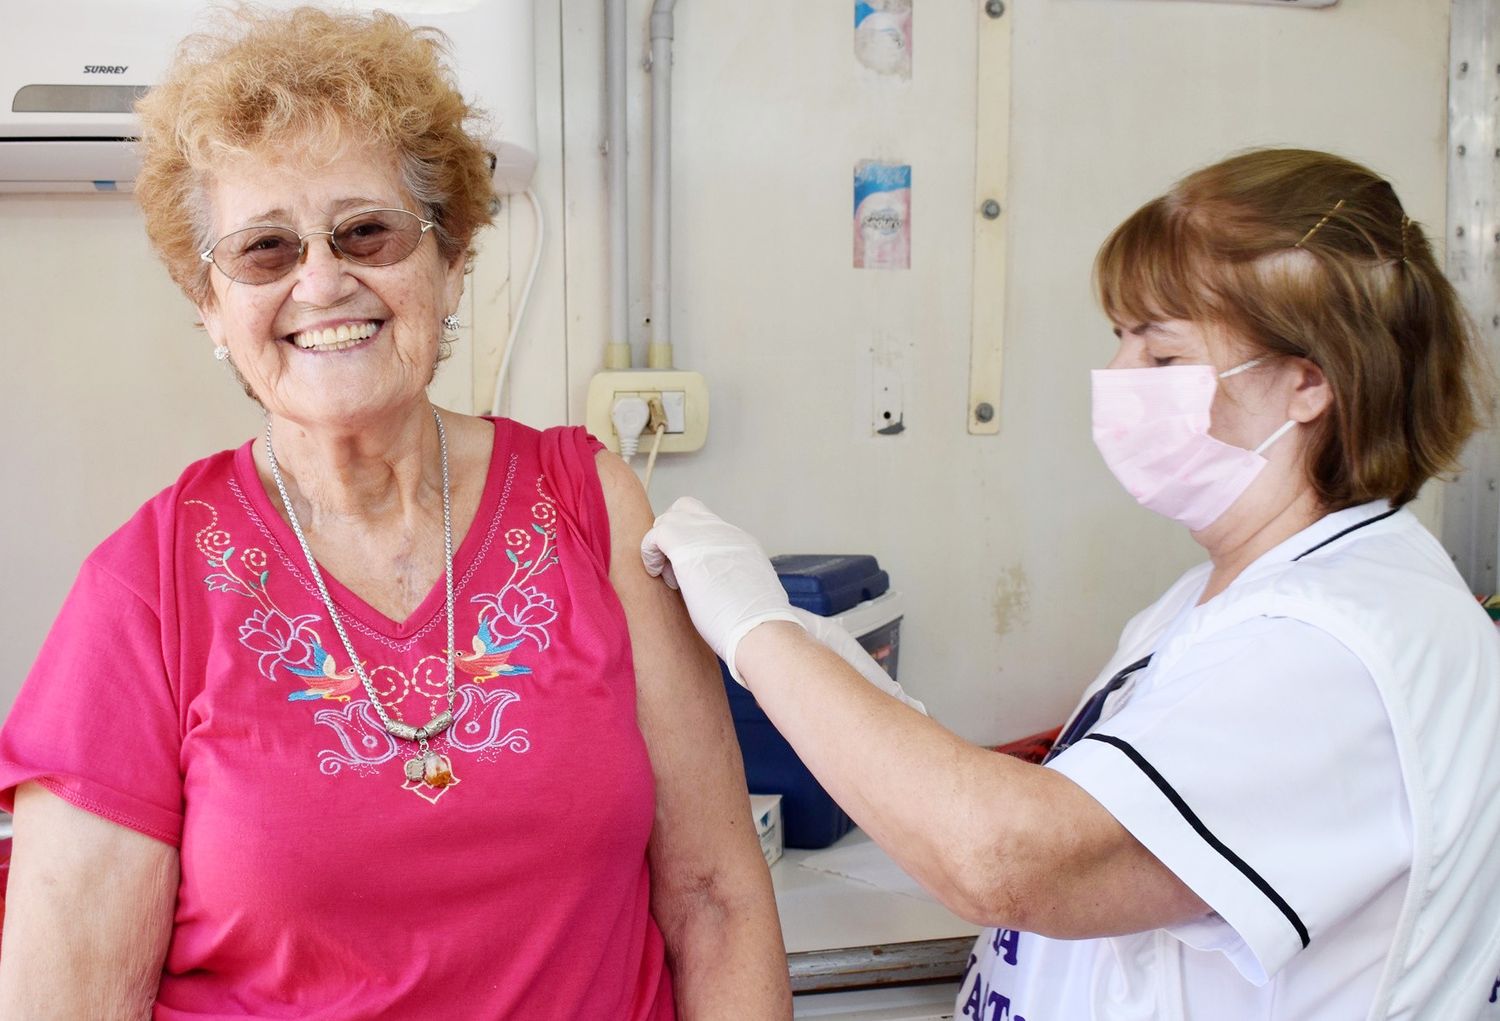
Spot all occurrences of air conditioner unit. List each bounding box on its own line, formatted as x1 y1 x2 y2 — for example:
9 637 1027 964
0 0 537 194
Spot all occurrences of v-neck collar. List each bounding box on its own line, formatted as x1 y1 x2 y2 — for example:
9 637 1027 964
232 417 511 641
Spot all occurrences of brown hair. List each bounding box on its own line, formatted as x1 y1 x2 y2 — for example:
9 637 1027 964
1095 148 1490 510
134 4 495 307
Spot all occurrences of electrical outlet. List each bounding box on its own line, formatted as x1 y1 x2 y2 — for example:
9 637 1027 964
586 370 709 454
660 391 687 434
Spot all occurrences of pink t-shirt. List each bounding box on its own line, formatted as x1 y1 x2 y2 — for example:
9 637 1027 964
0 419 675 1020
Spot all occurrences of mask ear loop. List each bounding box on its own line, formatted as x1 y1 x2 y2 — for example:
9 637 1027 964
1218 357 1298 456
1253 419 1298 456
1219 355 1268 380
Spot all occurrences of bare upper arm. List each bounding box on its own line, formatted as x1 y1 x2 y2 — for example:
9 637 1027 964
592 451 759 872
0 782 178 1020
989 764 1209 937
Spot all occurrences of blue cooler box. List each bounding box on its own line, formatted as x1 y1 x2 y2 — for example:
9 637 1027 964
722 555 903 849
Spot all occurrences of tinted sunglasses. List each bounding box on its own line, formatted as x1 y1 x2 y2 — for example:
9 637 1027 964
200 207 436 285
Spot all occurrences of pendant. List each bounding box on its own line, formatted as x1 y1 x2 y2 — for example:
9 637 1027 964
421 751 456 788
401 752 460 804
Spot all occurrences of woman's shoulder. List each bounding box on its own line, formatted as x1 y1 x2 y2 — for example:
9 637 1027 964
482 416 599 453
1254 507 1471 611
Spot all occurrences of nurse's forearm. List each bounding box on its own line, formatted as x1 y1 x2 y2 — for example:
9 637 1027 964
735 622 1066 929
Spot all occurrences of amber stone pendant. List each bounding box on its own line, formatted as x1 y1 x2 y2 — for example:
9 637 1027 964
421 752 455 788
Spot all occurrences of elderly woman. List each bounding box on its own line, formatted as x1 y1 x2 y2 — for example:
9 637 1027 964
0 8 789 1019
644 149 1500 1019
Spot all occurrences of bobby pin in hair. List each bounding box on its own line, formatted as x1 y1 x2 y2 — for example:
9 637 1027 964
1294 198 1347 249
1399 215 1411 264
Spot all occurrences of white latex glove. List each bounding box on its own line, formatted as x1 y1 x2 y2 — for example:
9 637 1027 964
642 499 928 714
640 497 803 684
787 606 928 716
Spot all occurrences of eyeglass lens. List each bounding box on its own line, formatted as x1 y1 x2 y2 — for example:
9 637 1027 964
210 209 428 284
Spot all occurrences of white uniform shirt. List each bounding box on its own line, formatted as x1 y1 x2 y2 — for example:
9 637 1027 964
959 503 1500 1020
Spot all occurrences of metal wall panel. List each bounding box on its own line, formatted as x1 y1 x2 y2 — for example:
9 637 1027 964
1444 0 1500 593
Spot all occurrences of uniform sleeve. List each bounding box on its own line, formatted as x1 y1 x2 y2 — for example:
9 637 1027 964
1047 616 1409 984
537 426 611 568
0 560 184 846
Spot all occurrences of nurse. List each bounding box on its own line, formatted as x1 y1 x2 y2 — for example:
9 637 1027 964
642 149 1500 1019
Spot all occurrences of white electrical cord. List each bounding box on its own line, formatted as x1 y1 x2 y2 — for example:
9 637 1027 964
489 188 545 417
641 423 668 492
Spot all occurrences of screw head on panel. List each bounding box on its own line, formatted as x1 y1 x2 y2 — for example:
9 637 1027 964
1457 144 1467 157
1459 61 1469 74
974 402 995 423
985 0 1006 17
981 199 1002 220
1457 226 1466 238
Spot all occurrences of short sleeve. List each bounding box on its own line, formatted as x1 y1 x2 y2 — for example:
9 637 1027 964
1047 617 1409 984
0 560 183 845
537 426 611 567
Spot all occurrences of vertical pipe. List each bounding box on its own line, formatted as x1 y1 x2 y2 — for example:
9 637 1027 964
604 0 632 369
648 0 677 369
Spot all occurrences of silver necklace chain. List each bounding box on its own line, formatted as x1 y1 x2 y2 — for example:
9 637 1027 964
263 408 456 754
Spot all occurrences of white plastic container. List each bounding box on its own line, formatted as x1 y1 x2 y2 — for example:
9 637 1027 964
831 589 904 682
751 794 783 867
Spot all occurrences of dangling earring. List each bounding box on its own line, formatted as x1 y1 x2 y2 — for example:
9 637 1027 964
442 314 462 333
214 345 231 362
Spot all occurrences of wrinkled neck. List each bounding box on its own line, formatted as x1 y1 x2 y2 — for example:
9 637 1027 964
257 401 441 528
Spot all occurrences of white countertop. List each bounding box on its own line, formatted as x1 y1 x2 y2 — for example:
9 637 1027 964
772 829 981 955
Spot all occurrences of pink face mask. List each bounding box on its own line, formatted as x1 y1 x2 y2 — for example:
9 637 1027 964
1091 360 1297 532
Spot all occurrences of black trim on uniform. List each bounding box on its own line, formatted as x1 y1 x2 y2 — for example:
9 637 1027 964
1082 732 1311 949
1292 507 1400 562
1043 654 1154 764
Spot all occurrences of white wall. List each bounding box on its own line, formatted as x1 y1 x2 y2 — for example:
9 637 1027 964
555 0 1453 744
0 0 1455 744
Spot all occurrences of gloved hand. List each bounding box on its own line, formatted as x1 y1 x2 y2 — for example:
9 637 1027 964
640 497 803 684
642 499 928 714
787 606 927 715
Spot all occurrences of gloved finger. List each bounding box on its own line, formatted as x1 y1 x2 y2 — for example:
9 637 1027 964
667 495 714 518
661 560 679 591
640 527 667 578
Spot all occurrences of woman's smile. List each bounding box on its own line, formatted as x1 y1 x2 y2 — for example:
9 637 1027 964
285 319 385 352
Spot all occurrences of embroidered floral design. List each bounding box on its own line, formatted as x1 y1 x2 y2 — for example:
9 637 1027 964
186 483 560 799
458 477 562 682
238 609 323 682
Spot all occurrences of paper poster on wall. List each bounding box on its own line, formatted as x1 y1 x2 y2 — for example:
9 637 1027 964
854 1 912 79
854 161 911 270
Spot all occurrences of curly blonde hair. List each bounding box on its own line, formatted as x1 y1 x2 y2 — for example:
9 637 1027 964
134 4 495 306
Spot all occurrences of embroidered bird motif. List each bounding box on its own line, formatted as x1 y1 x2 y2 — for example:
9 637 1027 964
285 643 361 702
455 616 533 683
